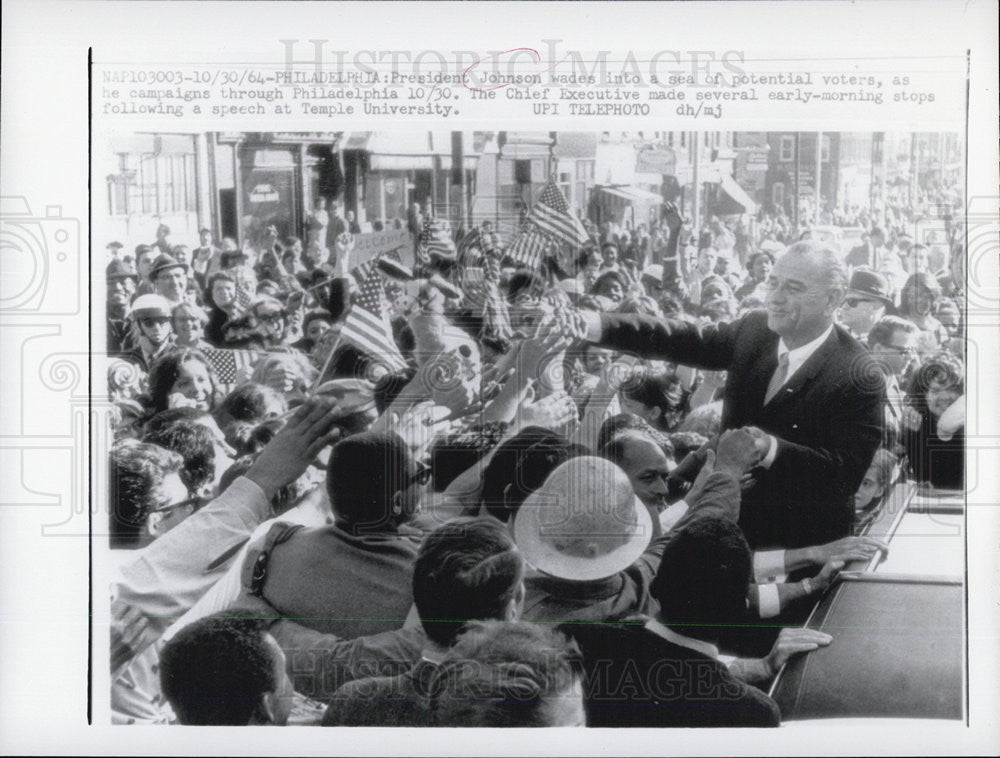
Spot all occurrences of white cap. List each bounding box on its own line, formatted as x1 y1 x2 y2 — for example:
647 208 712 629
131 294 172 317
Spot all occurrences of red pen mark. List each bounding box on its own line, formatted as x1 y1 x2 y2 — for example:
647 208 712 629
462 47 569 92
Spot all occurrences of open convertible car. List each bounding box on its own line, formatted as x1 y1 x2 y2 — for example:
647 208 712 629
768 481 965 723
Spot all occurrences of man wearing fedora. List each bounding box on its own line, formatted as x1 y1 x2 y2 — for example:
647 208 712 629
106 240 125 264
107 259 139 354
837 268 895 342
150 253 192 306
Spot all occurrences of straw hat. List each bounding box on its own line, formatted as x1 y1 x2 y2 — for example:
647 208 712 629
513 456 652 582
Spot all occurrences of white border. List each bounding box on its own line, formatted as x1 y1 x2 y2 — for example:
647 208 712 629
2 1 998 755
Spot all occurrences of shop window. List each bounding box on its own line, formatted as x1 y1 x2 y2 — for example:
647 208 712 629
108 149 197 216
780 135 795 162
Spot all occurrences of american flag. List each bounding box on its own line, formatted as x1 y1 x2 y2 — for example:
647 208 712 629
202 347 261 390
340 268 408 372
526 177 589 247
480 278 513 341
416 217 457 263
232 266 256 310
351 247 403 287
506 223 552 270
455 226 481 264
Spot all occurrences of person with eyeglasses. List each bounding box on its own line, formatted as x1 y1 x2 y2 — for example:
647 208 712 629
248 296 291 349
230 430 434 642
867 316 920 454
121 294 175 372
109 438 203 551
837 269 894 342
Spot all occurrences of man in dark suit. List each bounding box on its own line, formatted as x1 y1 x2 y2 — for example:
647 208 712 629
845 226 887 270
562 517 785 727
574 239 885 550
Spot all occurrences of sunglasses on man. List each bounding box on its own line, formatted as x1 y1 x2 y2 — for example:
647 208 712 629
844 298 880 308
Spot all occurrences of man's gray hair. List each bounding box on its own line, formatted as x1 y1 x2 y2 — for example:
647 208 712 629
782 240 849 293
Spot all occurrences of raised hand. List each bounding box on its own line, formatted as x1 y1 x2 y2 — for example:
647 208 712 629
716 428 763 477
515 390 579 437
663 201 683 233
518 319 571 381
423 350 479 414
245 397 342 501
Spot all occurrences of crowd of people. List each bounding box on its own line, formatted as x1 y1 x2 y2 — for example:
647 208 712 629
105 190 966 727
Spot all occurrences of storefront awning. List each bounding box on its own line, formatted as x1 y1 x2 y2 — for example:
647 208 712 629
596 185 664 205
717 174 759 215
344 131 479 171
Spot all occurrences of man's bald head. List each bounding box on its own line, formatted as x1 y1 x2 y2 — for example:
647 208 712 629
602 432 673 512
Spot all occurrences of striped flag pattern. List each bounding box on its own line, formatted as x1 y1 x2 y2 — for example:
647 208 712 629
232 266 257 310
340 268 408 372
506 224 552 270
455 227 483 268
527 178 589 247
202 347 261 391
350 247 403 287
480 279 514 342
416 217 457 263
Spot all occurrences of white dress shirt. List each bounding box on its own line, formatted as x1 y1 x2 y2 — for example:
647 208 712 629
759 323 835 468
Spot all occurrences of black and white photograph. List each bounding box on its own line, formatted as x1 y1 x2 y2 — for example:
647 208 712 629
100 128 968 727
1 1 997 755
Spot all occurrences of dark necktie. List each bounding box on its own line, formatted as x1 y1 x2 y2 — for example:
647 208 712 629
764 352 790 405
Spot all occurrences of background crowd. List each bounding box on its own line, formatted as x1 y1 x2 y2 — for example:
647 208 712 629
105 185 966 727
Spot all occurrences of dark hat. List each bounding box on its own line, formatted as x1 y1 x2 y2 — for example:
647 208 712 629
106 259 138 281
593 269 628 291
220 249 249 268
149 253 188 280
846 269 893 306
106 241 124 250
135 243 154 256
376 256 414 281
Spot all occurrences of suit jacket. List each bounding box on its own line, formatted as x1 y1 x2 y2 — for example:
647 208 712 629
561 622 781 727
597 310 884 549
322 658 437 727
254 522 426 639
845 242 881 269
522 471 742 623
